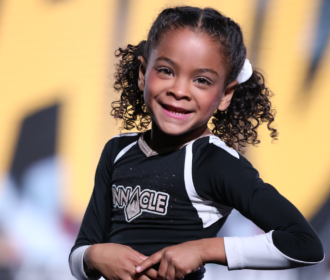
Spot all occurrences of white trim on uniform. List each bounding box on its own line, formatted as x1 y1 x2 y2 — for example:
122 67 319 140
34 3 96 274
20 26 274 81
209 135 239 159
113 132 139 138
184 141 233 228
114 141 137 164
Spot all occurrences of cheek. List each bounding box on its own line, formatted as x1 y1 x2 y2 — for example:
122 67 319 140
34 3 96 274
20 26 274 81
211 96 221 108
142 73 153 105
147 70 171 97
143 73 161 114
200 90 222 114
143 88 154 115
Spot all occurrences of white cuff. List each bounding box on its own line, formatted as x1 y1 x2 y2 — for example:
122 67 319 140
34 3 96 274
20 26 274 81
69 245 100 280
224 231 300 270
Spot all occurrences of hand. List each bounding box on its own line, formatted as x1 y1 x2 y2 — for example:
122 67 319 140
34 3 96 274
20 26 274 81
135 241 205 280
84 243 158 280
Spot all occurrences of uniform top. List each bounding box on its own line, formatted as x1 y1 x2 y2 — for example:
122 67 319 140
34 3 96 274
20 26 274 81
69 132 324 280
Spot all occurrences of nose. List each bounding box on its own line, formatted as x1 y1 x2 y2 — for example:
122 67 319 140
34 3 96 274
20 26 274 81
167 77 191 101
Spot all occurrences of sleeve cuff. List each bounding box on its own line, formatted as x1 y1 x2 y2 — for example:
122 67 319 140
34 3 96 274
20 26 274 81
223 236 243 270
69 245 101 280
223 231 293 270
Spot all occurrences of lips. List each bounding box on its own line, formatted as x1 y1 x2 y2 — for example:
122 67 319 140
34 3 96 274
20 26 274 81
161 104 192 115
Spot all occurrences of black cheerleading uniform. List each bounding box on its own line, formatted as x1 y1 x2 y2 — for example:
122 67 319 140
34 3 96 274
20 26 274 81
69 132 324 280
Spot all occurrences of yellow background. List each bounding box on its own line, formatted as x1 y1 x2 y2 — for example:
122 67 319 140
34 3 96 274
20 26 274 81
1 0 329 223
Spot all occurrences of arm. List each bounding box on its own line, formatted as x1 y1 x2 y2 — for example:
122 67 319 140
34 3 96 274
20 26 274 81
188 137 324 270
69 141 113 279
69 139 157 280
219 156 324 270
136 143 324 277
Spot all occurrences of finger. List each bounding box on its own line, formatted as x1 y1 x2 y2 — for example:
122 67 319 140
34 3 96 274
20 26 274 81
166 263 175 280
129 247 149 261
145 268 158 279
135 268 158 280
130 251 149 266
135 273 153 280
136 252 162 273
131 250 148 262
136 252 148 261
175 268 185 280
157 257 168 280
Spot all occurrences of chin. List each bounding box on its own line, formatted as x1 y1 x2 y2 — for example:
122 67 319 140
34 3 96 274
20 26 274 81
158 123 192 136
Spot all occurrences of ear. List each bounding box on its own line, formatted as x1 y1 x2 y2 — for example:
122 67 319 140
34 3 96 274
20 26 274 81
217 80 239 111
138 56 147 91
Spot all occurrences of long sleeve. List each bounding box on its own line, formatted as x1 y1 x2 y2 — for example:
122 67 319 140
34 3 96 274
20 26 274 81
69 141 113 279
219 155 324 270
191 136 324 270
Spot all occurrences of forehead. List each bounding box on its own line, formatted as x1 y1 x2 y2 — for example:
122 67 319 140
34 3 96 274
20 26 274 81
149 28 226 76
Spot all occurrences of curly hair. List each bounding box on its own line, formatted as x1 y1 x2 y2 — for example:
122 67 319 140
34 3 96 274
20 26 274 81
111 6 278 152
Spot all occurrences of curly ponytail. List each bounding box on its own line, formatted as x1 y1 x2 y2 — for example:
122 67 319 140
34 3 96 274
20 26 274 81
111 41 151 131
212 71 277 151
111 6 278 152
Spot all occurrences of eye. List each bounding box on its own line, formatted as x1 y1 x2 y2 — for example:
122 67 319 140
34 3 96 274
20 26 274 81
157 67 173 76
194 77 212 85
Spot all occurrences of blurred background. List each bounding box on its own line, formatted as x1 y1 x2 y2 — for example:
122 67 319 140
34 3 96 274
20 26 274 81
0 0 329 279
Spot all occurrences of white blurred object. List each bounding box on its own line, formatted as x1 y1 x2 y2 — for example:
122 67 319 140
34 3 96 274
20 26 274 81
236 59 253 84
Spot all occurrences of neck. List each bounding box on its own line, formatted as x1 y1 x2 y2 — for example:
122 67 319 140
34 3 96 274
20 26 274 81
145 123 212 153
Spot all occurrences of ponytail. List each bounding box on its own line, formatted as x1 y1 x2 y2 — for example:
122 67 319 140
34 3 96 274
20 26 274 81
111 41 151 131
211 70 278 152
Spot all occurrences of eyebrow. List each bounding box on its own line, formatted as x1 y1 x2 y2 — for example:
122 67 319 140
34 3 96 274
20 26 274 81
155 56 176 65
155 56 219 77
197 68 219 77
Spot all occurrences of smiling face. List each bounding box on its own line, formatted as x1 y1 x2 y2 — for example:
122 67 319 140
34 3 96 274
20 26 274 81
138 28 237 137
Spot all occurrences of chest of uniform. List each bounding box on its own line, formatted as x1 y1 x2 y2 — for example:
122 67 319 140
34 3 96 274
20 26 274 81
110 148 189 223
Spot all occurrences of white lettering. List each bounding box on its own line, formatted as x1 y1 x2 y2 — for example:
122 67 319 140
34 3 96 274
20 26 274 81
140 192 150 209
112 185 121 205
156 194 167 213
120 188 131 205
148 193 156 211
111 185 169 222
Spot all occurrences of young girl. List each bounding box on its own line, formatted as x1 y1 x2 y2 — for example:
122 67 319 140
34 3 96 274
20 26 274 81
69 6 324 280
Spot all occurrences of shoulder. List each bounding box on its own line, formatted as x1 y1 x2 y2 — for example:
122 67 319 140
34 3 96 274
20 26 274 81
207 135 240 159
106 132 140 148
191 136 263 202
191 135 258 184
191 135 251 167
103 132 141 164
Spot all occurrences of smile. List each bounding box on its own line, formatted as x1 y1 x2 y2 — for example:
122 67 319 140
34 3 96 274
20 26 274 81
161 104 192 119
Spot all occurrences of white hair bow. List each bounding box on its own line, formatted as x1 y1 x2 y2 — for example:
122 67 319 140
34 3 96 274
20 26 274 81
236 59 253 84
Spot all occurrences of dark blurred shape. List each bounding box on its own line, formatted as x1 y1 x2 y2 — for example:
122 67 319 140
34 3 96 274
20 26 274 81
297 190 330 279
0 267 12 280
9 104 59 193
305 0 330 90
112 0 129 51
249 0 270 65
311 193 330 232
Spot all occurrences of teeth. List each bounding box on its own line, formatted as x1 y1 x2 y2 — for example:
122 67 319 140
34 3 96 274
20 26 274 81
169 111 185 115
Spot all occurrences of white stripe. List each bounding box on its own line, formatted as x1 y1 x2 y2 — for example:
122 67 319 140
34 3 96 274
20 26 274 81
184 142 233 228
113 132 138 138
114 141 137 164
69 245 105 279
224 230 324 270
209 135 239 159
69 245 92 280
